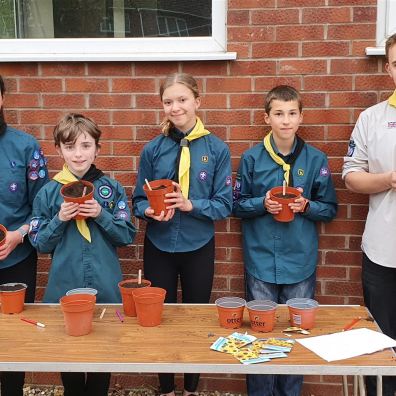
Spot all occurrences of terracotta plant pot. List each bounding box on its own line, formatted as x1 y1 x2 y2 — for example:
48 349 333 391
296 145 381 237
60 293 96 336
269 186 301 222
0 283 27 314
118 278 151 317
0 224 7 246
60 180 95 220
143 179 174 216
215 297 246 329
246 300 277 332
132 287 166 327
286 297 319 330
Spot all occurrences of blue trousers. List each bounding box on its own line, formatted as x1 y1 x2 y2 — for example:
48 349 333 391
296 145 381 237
245 271 316 396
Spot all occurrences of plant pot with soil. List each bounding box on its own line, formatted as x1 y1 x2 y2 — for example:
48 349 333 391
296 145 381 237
143 179 174 216
118 278 151 317
0 282 27 314
269 186 301 222
60 180 95 220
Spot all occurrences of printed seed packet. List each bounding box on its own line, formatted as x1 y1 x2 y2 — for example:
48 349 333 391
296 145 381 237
210 332 257 354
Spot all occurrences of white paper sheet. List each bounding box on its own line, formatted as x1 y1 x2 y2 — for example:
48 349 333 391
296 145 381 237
297 328 396 362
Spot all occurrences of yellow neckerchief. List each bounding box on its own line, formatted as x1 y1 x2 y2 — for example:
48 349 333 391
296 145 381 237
178 117 210 198
53 164 91 242
388 90 396 108
263 131 291 185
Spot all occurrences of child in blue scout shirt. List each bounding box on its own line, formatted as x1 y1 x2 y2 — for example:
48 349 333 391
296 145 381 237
133 72 232 396
0 74 49 396
233 85 337 396
29 113 136 396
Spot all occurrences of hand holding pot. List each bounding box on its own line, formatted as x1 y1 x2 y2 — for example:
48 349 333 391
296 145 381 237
0 231 24 260
264 191 283 214
78 199 102 218
288 187 309 213
144 207 175 222
59 201 80 222
164 182 193 212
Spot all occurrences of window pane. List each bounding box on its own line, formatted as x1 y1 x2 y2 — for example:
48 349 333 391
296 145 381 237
0 0 212 39
0 0 15 38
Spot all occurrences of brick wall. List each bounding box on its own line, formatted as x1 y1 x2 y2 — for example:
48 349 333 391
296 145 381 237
1 0 394 394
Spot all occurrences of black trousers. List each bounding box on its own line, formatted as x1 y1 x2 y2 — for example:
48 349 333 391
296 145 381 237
61 372 111 396
0 250 37 396
362 253 396 396
144 236 215 394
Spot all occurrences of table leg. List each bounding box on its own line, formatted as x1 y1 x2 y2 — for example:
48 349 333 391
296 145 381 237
343 375 349 396
376 375 382 396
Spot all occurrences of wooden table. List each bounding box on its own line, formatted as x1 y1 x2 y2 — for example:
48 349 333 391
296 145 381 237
0 304 394 395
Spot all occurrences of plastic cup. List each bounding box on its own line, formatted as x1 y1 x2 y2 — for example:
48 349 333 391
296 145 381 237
286 297 319 330
246 300 277 332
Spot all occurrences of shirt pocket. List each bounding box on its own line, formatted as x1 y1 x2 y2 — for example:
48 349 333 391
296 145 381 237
0 167 27 204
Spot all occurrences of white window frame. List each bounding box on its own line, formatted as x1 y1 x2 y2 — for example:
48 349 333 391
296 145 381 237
366 0 396 56
0 0 236 61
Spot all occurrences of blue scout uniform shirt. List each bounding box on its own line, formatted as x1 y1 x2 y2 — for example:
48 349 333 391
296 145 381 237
233 139 337 285
133 132 233 252
29 176 136 303
0 126 49 269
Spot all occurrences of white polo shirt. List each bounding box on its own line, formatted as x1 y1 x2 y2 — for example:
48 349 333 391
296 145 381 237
342 91 396 268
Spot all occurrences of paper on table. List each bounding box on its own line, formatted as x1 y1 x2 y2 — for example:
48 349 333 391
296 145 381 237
297 328 396 362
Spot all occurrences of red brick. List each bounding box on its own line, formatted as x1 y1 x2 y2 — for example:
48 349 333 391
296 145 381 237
252 42 299 58
134 62 179 76
317 265 347 279
353 6 377 22
112 110 156 125
41 63 85 76
112 78 156 93
331 58 378 74
327 23 376 39
328 0 376 4
329 91 378 107
182 62 228 76
90 94 132 109
302 41 350 57
0 63 38 76
278 0 325 5
19 78 63 92
113 142 145 156
207 78 251 93
206 110 250 125
324 280 362 296
255 76 302 91
229 0 275 8
87 63 132 76
230 61 276 76
229 126 264 140
303 109 351 124
324 220 365 235
303 7 351 23
66 78 109 92
228 26 275 42
279 59 327 75
252 9 300 25
228 10 250 25
304 75 353 91
355 75 394 90
276 25 324 41
42 94 85 108
6 94 39 108
298 126 325 141
230 93 264 108
352 39 376 55
19 110 64 125
228 43 250 58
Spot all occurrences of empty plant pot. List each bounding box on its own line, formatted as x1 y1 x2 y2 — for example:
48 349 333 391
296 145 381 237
118 278 151 317
215 297 246 329
269 186 301 222
246 300 277 332
0 224 7 246
60 180 94 220
143 179 174 216
60 293 96 336
286 297 319 330
0 283 27 314
132 287 166 327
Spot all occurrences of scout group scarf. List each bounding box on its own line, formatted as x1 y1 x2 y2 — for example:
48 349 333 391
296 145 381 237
389 90 396 107
169 117 210 198
53 164 104 242
263 131 305 186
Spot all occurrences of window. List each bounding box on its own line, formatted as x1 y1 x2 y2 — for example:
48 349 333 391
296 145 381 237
0 0 236 61
366 0 396 56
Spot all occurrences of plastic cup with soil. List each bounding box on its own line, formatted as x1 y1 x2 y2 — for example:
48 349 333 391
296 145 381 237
215 296 246 329
269 186 301 222
60 293 96 336
118 278 152 317
60 180 95 220
246 300 277 332
286 297 319 330
0 282 27 314
143 179 174 216
132 287 167 327
0 224 7 246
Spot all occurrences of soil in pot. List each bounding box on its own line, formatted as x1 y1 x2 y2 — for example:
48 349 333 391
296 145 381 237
0 283 26 292
121 282 149 289
0 230 5 242
62 181 93 197
273 193 297 199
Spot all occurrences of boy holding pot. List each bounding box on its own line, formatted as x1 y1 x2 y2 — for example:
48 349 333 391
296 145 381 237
29 113 136 396
233 85 337 396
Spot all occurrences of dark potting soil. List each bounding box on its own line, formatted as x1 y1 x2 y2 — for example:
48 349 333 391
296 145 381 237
274 193 297 199
122 282 148 289
63 181 93 197
151 185 167 190
0 230 5 241
0 284 26 292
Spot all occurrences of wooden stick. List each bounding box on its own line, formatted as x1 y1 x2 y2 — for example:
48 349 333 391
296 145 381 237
282 180 286 196
82 186 87 197
138 269 142 284
145 179 152 191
